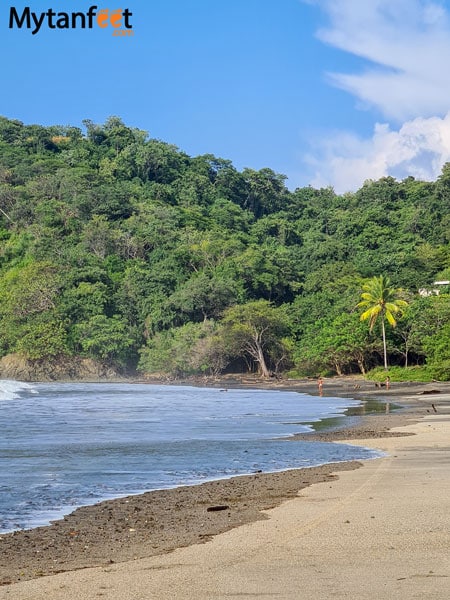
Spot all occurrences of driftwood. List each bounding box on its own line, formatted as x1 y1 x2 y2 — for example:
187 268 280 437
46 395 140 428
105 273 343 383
206 505 230 512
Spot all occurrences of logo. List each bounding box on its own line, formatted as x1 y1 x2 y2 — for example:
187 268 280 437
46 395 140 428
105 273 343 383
9 5 134 36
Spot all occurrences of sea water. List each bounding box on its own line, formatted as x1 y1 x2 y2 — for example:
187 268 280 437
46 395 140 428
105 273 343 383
0 380 381 533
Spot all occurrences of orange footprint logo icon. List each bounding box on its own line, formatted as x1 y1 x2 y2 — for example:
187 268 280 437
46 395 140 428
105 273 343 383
110 9 123 28
97 9 109 28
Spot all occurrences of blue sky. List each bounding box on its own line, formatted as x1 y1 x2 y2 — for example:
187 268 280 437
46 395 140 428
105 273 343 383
2 1 450 192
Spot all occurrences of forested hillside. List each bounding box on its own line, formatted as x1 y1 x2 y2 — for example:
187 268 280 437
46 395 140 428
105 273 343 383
0 116 449 380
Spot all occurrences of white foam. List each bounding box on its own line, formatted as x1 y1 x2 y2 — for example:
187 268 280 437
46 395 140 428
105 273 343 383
0 379 37 401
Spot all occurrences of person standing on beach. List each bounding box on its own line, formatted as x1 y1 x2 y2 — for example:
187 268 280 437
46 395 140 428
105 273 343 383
317 377 324 396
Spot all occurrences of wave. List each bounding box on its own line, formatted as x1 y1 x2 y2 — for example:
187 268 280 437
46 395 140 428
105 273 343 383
0 379 37 401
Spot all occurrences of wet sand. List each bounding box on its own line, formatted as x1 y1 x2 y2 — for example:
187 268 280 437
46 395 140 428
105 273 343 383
1 378 449 598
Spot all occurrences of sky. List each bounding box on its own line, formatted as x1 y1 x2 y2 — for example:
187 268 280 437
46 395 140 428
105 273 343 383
2 0 450 192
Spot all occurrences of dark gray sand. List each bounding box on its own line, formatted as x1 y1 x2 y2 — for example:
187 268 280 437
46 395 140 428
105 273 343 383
1 377 447 586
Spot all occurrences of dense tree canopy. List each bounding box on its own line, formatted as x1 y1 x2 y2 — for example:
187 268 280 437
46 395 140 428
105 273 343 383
0 115 449 379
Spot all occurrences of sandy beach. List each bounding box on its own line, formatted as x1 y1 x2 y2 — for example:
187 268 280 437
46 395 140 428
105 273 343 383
1 378 449 599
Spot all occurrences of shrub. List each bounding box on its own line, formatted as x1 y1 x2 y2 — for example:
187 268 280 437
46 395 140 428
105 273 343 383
366 366 435 383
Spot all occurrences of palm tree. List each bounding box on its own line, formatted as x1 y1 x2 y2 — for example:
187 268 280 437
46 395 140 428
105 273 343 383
357 275 408 370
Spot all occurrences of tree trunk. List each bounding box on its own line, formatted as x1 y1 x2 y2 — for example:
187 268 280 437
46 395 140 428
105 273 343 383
256 343 271 378
357 358 366 375
382 319 388 370
334 362 343 376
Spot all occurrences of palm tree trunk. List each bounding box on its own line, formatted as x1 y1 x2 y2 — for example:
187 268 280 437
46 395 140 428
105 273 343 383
382 318 388 370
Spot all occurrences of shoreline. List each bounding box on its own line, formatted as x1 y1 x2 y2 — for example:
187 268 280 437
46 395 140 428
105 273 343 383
1 378 449 587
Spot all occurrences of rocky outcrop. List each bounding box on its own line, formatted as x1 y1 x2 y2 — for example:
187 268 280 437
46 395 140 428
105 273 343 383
0 353 121 382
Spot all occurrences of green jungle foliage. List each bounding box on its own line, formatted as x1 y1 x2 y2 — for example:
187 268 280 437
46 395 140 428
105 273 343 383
366 366 435 383
0 116 449 379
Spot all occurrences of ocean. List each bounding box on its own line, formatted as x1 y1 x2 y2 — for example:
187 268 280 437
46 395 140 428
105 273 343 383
0 380 382 533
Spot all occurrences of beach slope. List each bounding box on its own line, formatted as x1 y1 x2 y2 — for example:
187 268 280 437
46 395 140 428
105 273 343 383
1 392 449 599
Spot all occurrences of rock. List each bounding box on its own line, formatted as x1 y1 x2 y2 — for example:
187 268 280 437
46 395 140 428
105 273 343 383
0 353 121 382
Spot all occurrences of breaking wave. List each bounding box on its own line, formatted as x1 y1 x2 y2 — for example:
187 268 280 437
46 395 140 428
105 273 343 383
0 379 37 401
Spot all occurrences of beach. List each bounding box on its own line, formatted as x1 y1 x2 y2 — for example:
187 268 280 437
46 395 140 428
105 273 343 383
1 378 449 599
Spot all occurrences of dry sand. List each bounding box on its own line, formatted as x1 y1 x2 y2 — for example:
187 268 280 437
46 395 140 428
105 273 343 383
1 379 449 599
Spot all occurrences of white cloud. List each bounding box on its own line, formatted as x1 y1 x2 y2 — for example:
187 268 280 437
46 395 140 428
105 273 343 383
302 0 450 191
312 0 450 120
306 113 450 193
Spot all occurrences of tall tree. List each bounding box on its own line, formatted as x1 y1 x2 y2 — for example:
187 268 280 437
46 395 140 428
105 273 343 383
221 300 290 378
358 275 408 370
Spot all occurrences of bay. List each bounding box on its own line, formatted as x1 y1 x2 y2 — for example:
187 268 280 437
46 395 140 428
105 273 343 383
0 380 381 533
